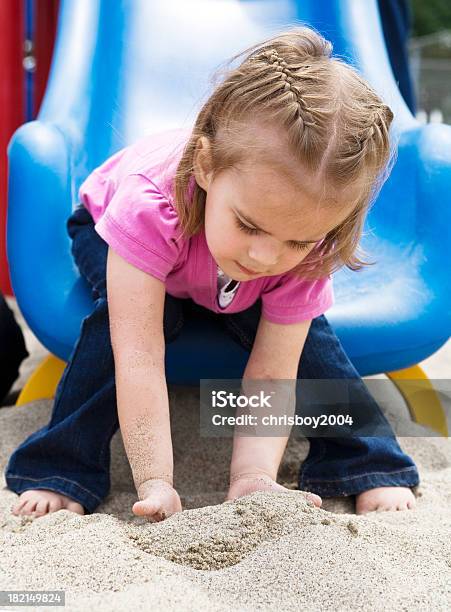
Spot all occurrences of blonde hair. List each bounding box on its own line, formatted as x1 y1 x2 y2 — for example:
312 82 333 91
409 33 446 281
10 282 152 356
174 25 395 280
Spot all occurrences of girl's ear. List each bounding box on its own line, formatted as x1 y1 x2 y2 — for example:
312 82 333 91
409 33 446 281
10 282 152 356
193 136 213 190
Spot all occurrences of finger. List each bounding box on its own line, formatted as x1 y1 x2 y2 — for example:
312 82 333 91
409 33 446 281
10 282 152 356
132 500 159 517
155 508 177 521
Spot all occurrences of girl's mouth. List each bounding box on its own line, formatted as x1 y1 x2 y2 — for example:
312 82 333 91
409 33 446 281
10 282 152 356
235 261 261 275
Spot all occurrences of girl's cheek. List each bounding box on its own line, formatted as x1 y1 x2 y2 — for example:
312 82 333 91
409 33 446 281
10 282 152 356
290 251 309 267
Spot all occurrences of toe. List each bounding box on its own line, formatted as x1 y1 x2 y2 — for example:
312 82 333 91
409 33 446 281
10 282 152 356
12 499 27 515
356 502 380 514
66 501 84 515
48 498 63 513
305 492 322 508
34 499 50 517
22 500 38 515
355 499 369 514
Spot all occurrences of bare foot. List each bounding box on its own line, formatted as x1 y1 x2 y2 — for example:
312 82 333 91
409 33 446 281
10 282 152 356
225 471 322 508
356 486 416 514
11 489 85 518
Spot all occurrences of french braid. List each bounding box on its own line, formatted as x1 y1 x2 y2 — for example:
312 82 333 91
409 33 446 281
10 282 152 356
254 49 317 127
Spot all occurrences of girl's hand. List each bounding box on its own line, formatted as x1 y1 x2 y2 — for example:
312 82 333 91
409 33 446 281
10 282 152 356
225 471 322 508
132 479 182 522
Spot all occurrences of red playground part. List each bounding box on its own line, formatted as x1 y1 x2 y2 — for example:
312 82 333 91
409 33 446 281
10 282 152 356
0 0 24 296
0 0 59 296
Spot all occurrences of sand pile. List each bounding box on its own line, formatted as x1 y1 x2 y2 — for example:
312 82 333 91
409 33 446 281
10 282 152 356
1 386 451 611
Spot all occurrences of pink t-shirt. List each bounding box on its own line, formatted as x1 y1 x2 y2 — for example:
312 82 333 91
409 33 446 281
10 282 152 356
78 127 334 324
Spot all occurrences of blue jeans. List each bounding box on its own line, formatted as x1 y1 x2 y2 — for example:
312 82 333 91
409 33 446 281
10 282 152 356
5 205 419 513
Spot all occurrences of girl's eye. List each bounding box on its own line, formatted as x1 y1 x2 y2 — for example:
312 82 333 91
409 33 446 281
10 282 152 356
234 217 310 251
235 217 259 235
287 241 310 252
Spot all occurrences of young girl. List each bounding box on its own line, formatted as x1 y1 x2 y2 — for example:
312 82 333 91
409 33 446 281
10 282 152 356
7 26 419 521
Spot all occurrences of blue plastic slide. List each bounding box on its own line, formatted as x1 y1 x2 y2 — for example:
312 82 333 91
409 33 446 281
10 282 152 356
7 0 451 383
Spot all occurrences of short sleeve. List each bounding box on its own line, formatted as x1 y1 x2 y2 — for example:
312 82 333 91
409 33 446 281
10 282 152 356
93 173 186 282
261 273 334 324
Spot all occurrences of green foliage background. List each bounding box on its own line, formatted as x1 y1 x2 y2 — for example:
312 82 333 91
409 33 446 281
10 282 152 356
411 0 451 37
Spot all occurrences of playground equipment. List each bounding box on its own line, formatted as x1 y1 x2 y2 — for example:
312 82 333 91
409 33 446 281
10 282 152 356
7 0 451 435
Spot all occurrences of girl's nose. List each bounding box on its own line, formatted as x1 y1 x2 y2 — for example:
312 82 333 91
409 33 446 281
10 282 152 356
248 239 280 268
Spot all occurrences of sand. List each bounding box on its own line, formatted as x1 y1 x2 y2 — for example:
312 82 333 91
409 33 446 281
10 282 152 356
1 384 451 611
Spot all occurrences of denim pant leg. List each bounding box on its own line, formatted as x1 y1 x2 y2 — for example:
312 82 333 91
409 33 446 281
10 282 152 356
221 299 420 498
5 205 185 514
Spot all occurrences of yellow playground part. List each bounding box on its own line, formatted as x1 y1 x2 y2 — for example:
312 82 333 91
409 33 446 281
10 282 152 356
16 355 448 437
16 354 66 407
387 365 448 437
